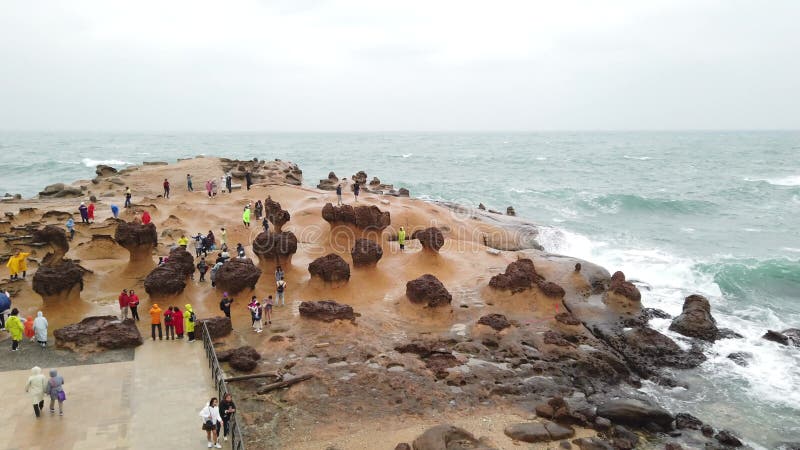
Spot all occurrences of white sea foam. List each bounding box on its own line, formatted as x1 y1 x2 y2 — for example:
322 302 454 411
623 155 652 160
535 156 547 161
81 158 134 168
402 153 412 158
746 175 800 186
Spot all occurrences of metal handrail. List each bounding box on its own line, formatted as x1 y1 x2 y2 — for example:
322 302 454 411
201 321 246 450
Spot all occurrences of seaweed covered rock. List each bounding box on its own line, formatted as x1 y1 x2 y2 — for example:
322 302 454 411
489 259 542 293
309 254 351 282
54 316 143 352
264 196 290 231
299 300 355 322
350 238 383 266
114 221 158 261
252 231 298 263
406 274 452 307
321 203 390 230
214 258 262 294
608 271 641 302
412 227 445 252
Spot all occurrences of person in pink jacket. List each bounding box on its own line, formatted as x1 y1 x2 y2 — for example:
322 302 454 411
172 306 184 339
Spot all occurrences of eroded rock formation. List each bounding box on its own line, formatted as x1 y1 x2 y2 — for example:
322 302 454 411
406 274 452 307
299 300 355 322
213 258 262 294
143 246 195 297
114 220 158 262
412 227 445 252
322 203 391 230
252 231 298 264
31 225 84 302
350 238 383 266
308 254 351 282
264 196 290 231
54 316 143 352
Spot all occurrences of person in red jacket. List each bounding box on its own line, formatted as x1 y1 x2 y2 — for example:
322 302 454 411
118 289 130 320
128 290 140 321
87 202 95 223
142 211 151 225
172 305 184 339
163 179 170 198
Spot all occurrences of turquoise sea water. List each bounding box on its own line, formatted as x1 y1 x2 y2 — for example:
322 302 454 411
1 131 799 447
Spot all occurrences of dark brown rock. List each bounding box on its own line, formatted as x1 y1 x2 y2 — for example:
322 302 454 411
609 425 639 450
144 247 195 296
538 280 566 298
555 312 581 326
394 444 411 450
412 424 498 450
398 187 410 197
477 314 511 331
54 316 143 351
715 430 743 447
674 413 703 430
412 227 445 252
763 329 789 345
32 263 84 299
322 203 391 230
609 271 641 302
114 221 158 261
32 225 69 260
669 294 721 341
252 231 298 263
95 164 118 177
217 346 261 372
196 317 233 338
38 183 83 198
595 398 673 429
299 300 355 322
489 259 543 293
309 254 351 282
351 170 367 185
504 421 575 443
351 238 383 266
406 274 452 307
264 196 290 231
571 437 614 450
213 258 262 294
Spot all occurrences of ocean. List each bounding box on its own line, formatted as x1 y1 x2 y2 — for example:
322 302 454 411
2 131 799 447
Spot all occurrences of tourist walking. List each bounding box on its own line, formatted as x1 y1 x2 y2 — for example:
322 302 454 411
142 210 151 225
187 174 194 191
164 306 175 340
236 243 245 258
118 289 130 320
264 296 273 324
200 397 224 448
0 290 11 329
275 265 284 282
178 234 189 248
149 303 163 340
111 204 119 218
206 230 216 250
7 250 30 280
210 261 223 287
7 308 23 351
219 393 236 442
276 278 286 306
24 315 35 341
124 186 132 208
206 180 213 198
172 306 184 339
87 201 95 223
251 300 263 333
247 297 257 328
213 178 220 196
79 202 89 224
163 178 170 198
353 182 360 202
262 216 269 233
25 366 47 417
129 290 140 321
33 312 48 348
245 171 253 190
46 369 65 415
219 294 234 318
197 258 209 282
220 227 227 248
225 173 232 193
184 304 196 342
66 217 75 240
254 200 263 220
242 206 251 227
398 226 406 251
336 183 343 205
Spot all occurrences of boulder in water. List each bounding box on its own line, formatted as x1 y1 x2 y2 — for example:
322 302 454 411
669 294 724 341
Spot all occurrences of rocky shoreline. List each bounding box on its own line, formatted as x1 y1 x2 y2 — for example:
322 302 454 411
0 156 796 450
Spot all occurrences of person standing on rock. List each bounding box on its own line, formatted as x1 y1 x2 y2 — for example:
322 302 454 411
66 217 75 240
142 210 151 225
200 397 224 448
25 366 47 417
225 172 232 193
172 306 184 339
353 182 360 202
336 183 343 205
276 278 286 307
128 290 140 321
46 369 65 415
124 186 132 208
264 295 273 325
0 290 11 330
187 174 194 191
163 178 170 198
178 234 189 248
245 171 253 191
118 289 130 320
33 312 48 348
110 204 119 219
251 300 263 333
242 205 251 228
87 201 95 223
219 393 236 442
7 308 24 351
219 293 233 319
149 303 163 341
247 296 257 328
78 202 89 224
398 226 406 251
184 304 196 342
163 306 175 340
197 257 209 282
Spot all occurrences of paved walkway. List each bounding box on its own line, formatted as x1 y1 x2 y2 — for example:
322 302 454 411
0 338 215 450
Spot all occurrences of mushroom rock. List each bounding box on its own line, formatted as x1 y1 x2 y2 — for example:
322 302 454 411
264 196 290 231
406 274 452 307
412 227 445 252
143 247 195 297
608 271 642 302
31 226 85 302
322 203 355 223
308 254 351 283
54 315 143 352
537 281 566 298
299 300 356 322
213 258 262 294
477 313 511 331
114 220 158 262
351 238 383 266
252 231 298 264
489 259 543 293
32 225 69 261
322 203 390 230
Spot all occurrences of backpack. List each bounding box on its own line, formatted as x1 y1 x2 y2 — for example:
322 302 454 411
189 312 195 323
277 280 285 293
164 313 172 324
219 299 226 311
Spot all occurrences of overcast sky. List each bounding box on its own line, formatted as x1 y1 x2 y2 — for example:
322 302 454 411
1 0 798 131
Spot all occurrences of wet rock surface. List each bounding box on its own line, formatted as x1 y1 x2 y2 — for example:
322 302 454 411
252 231 298 263
218 346 261 372
477 313 511 331
143 247 195 296
322 203 391 230
308 253 351 282
669 294 736 341
608 271 641 302
31 225 85 300
213 258 262 294
412 424 498 450
596 398 673 429
412 227 445 252
264 196 290 231
299 300 356 322
406 274 452 307
196 317 233 339
54 316 143 352
350 238 383 266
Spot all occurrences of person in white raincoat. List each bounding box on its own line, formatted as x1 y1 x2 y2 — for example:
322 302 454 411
33 311 48 348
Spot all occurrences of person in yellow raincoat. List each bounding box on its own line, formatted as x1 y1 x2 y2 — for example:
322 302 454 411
184 304 196 342
6 250 30 281
6 308 24 351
